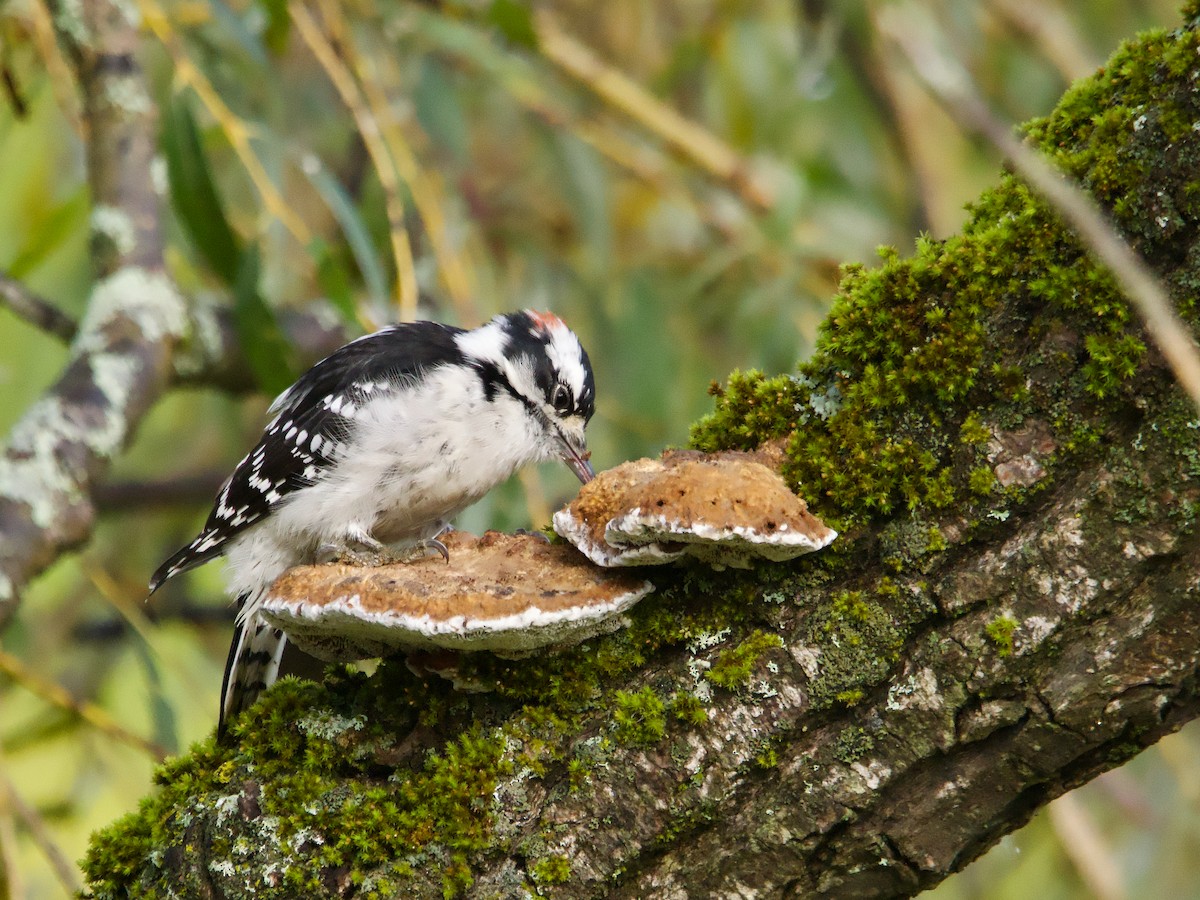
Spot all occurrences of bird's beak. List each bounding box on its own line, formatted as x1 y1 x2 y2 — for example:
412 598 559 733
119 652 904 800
558 432 595 484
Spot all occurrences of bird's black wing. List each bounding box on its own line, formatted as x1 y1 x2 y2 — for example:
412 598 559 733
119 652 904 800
149 321 467 592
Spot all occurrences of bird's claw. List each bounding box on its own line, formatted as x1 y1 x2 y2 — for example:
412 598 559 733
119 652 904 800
513 527 552 545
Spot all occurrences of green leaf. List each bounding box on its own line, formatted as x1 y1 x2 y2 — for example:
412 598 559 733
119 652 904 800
552 133 612 274
256 0 291 55
486 0 538 50
415 58 470 165
310 237 358 326
233 245 295 396
6 187 88 279
162 94 242 284
130 635 179 756
302 157 389 312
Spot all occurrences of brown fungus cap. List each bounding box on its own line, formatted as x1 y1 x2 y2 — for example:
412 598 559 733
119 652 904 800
258 530 654 661
553 450 836 568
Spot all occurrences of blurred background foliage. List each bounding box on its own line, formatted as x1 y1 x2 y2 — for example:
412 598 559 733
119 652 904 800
0 0 1194 896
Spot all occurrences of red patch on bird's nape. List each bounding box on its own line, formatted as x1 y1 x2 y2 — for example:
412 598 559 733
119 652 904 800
527 309 565 333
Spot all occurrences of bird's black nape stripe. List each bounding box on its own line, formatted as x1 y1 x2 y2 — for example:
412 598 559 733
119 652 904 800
472 359 543 421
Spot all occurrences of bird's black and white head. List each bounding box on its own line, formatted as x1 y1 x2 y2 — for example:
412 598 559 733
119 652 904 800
458 310 596 483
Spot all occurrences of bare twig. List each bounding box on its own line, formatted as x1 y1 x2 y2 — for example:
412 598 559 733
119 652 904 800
0 649 167 760
835 23 938 236
93 471 225 512
0 775 22 900
172 302 349 393
0 763 81 896
136 0 312 247
986 0 1100 82
73 602 233 643
344 25 482 326
878 5 1200 414
0 270 347 391
0 271 77 340
292 3 418 324
27 0 81 130
1048 793 1127 900
412 10 743 243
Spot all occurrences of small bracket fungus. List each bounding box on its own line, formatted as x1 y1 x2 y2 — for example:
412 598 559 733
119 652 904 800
259 531 654 661
553 450 836 568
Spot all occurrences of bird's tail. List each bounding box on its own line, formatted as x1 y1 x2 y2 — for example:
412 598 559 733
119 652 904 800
218 595 288 739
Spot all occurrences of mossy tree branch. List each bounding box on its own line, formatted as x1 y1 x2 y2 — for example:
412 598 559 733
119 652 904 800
82 9 1200 900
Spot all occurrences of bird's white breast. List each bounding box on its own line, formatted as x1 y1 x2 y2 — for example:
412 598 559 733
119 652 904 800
224 365 549 600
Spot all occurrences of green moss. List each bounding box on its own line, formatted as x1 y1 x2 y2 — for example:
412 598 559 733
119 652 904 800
612 687 667 747
969 465 997 496
653 800 719 848
704 629 784 691
833 726 876 765
668 692 709 725
751 737 781 769
985 616 1019 657
959 412 991 446
878 519 950 574
82 673 521 899
807 591 904 710
691 370 800 452
530 854 571 885
925 525 948 553
1082 333 1146 398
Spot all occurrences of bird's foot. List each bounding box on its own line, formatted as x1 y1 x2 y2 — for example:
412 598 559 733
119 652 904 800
514 527 552 545
395 536 449 563
317 534 449 567
317 533 393 567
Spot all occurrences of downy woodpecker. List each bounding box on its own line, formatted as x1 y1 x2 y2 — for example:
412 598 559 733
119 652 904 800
150 310 595 733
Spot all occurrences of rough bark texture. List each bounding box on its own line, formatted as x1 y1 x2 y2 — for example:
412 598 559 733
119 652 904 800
0 0 180 626
0 5 349 626
81 10 1200 900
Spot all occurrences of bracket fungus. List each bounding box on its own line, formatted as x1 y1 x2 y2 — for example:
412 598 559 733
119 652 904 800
258 530 654 661
553 450 836 568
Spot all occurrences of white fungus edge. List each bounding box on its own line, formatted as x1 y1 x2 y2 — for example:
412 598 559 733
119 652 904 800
605 508 838 557
552 508 686 567
259 579 655 655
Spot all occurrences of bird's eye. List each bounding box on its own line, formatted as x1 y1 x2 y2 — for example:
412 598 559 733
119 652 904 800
551 383 573 415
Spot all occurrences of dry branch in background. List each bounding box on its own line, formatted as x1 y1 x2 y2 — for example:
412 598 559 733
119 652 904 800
0 271 77 341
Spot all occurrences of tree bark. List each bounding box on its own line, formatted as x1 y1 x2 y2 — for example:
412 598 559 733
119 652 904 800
0 6 350 625
0 0 179 627
81 9 1200 900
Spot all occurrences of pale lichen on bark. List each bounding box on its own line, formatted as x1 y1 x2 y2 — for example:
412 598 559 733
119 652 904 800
0 0 175 620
